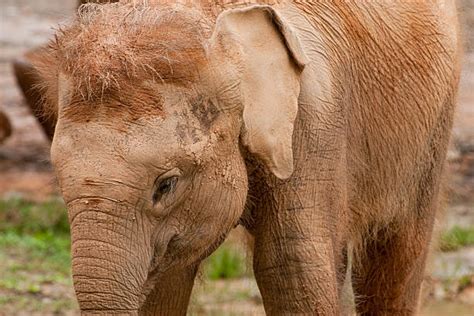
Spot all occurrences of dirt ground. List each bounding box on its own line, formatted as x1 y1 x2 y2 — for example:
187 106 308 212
0 0 473 315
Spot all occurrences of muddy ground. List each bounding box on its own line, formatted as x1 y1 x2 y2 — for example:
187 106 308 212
0 0 473 315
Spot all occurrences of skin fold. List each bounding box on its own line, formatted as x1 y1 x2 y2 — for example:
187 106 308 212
27 0 461 315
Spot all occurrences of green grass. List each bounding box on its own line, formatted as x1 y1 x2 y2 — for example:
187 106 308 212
440 226 474 252
0 197 71 276
0 197 74 313
204 244 247 280
0 230 71 274
0 197 69 234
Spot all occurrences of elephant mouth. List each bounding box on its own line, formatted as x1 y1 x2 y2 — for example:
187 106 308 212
148 236 174 274
196 230 230 262
139 233 177 299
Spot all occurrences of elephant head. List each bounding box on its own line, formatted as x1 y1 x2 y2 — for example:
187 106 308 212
43 2 306 313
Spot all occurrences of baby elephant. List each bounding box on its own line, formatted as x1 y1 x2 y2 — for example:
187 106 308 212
33 0 461 315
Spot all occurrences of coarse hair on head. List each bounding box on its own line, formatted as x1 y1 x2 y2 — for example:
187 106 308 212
35 1 211 110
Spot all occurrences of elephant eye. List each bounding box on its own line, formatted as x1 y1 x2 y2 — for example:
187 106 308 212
159 177 178 194
153 176 178 205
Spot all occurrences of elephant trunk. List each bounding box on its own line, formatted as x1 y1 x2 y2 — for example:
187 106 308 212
68 198 154 314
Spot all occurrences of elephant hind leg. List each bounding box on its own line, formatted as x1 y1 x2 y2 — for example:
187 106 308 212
352 97 454 315
351 213 436 316
351 156 448 315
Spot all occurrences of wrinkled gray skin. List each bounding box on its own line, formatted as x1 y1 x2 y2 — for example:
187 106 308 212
49 1 461 315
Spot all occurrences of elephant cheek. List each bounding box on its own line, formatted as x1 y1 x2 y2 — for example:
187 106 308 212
68 199 154 312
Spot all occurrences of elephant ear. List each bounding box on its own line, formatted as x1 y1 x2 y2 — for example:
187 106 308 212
211 6 307 179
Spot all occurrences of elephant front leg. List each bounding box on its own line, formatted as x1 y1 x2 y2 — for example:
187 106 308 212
139 264 198 316
253 230 340 314
250 185 348 315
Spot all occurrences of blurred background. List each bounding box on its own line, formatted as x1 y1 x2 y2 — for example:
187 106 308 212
0 0 473 315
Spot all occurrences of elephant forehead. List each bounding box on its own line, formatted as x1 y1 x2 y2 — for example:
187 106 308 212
61 80 211 123
53 107 213 170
